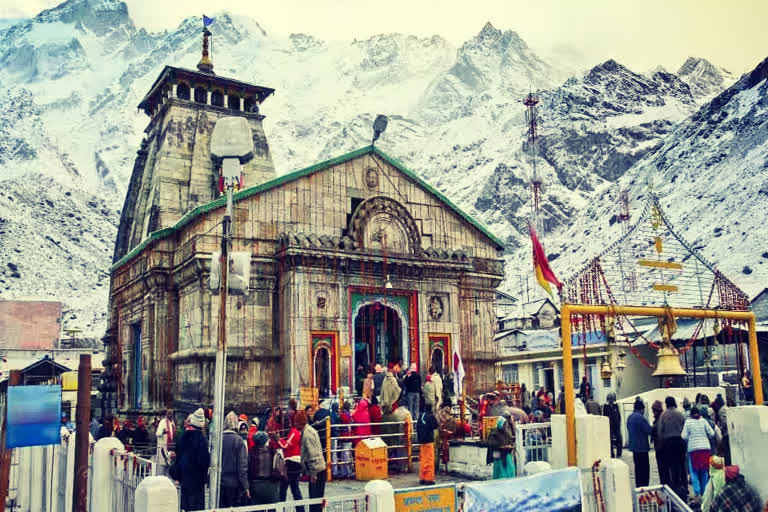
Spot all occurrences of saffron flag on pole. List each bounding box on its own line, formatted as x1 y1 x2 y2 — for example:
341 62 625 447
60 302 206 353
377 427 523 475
453 344 465 398
530 224 562 297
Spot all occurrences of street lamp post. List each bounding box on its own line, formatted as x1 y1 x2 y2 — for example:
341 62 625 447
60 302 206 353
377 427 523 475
208 117 254 507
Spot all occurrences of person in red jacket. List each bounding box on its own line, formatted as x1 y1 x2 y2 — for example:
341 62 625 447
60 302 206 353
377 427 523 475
247 417 259 451
271 417 303 510
368 396 383 435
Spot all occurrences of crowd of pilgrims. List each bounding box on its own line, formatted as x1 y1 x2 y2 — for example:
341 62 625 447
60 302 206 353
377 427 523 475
87 362 465 511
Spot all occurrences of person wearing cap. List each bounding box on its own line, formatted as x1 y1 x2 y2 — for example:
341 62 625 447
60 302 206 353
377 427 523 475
220 411 250 506
603 392 622 458
627 397 653 487
173 408 209 511
247 417 259 451
248 431 278 505
710 465 763 512
701 456 726 512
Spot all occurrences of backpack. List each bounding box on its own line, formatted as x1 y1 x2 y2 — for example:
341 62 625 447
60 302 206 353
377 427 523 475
272 448 287 481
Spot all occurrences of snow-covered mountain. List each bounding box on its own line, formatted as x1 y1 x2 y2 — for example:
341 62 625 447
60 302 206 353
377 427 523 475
0 0 757 337
677 56 735 101
520 57 768 301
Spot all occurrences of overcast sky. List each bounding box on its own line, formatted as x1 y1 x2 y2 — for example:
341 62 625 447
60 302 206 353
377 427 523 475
2 0 766 74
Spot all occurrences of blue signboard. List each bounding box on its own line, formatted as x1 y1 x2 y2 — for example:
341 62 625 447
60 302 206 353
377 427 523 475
6 385 62 448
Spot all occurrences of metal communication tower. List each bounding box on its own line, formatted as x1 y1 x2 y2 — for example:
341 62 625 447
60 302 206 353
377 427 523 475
523 92 543 235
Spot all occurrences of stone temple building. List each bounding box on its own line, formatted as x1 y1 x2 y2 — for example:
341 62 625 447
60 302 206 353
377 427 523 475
101 40 505 415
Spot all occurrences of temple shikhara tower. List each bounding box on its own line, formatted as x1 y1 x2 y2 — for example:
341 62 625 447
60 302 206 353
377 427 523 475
101 35 505 415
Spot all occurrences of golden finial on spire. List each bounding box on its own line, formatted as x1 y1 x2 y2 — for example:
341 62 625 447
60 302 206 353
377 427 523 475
197 25 214 74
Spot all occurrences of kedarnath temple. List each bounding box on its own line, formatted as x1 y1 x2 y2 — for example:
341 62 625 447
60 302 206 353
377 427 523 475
100 37 505 415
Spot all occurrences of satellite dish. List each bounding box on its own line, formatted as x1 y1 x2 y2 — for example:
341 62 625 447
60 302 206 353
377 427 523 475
372 114 389 145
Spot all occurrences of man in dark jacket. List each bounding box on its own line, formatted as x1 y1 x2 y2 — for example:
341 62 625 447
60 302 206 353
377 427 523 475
417 404 438 485
626 397 652 487
657 396 688 501
602 392 622 458
403 363 422 420
220 411 250 507
174 408 210 511
248 431 278 505
372 364 386 399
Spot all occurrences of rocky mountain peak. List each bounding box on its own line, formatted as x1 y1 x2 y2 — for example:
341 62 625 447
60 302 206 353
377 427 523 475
676 56 733 100
464 22 527 54
35 0 134 36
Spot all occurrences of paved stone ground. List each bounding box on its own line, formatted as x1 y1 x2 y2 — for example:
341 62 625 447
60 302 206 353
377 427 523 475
324 468 473 497
621 448 662 488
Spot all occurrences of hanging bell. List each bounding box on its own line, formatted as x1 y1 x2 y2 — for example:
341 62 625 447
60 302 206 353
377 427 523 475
652 344 687 377
600 359 613 379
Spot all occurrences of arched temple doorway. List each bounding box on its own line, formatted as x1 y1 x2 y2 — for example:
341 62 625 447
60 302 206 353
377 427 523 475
314 345 331 399
430 346 445 375
354 302 407 371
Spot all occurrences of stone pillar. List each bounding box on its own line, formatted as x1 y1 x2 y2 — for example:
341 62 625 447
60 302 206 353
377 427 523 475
729 406 768 502
92 438 124 512
551 413 610 469
135 476 179 512
365 480 395 512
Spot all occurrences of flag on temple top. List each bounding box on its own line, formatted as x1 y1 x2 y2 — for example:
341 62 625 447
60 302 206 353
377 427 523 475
203 15 215 27
453 345 465 398
530 224 562 297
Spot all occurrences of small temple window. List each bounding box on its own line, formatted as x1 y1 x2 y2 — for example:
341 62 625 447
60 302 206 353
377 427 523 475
243 97 255 113
194 87 208 104
176 83 190 100
228 94 240 110
211 90 224 107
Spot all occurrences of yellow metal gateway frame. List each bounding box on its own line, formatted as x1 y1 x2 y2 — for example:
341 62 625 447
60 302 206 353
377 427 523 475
560 304 764 467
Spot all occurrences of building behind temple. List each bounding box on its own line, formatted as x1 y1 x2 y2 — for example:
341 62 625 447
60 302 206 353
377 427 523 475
100 37 505 415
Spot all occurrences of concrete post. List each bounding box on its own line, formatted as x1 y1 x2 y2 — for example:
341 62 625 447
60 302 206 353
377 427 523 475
91 438 124 512
364 480 395 512
135 476 178 512
728 406 768 502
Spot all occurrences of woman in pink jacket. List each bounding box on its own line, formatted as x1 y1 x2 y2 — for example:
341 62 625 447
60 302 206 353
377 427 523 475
352 399 372 442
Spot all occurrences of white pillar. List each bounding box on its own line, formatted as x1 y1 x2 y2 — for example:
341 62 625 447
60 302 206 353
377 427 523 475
223 93 229 108
206 90 211 105
172 84 178 98
239 97 244 111
365 480 395 512
729 406 768 503
92 438 125 512
601 458 632 512
135 476 179 512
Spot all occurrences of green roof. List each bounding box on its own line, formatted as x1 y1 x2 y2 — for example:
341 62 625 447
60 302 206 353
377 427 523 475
111 145 504 271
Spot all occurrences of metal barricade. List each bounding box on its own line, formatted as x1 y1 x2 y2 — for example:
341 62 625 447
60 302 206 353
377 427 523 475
632 485 693 512
110 448 156 512
514 422 551 467
326 419 416 478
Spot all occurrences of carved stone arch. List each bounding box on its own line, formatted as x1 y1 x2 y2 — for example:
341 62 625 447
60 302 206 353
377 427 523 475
348 196 422 256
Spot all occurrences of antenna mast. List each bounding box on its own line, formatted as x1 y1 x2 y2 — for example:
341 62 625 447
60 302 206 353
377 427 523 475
523 92 543 235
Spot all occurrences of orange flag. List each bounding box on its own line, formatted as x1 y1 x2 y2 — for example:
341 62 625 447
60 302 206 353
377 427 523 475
530 225 562 296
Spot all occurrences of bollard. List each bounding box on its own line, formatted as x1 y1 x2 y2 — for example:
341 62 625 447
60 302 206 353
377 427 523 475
135 476 178 512
365 479 395 512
